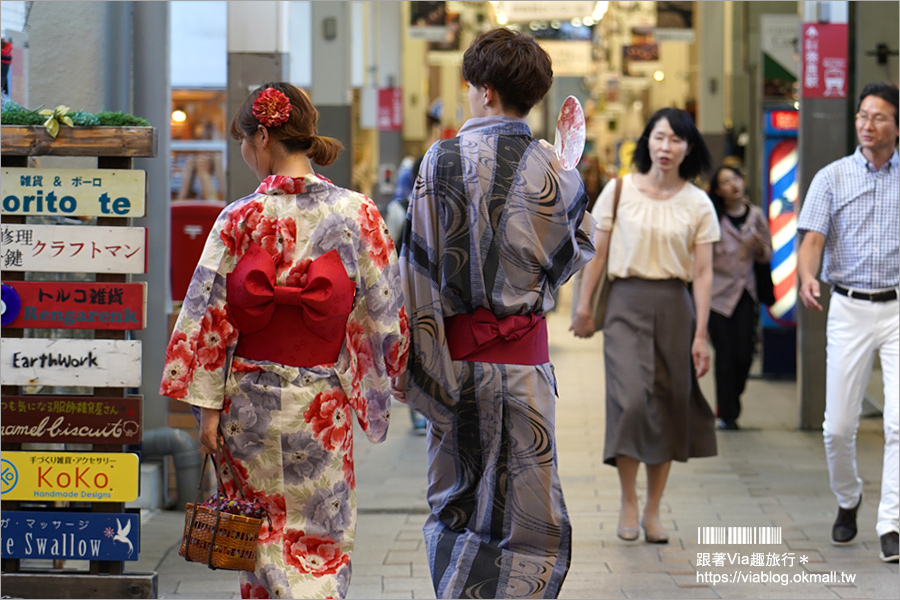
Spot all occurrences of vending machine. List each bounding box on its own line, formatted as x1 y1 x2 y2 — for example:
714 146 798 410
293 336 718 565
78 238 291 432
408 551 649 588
760 107 799 376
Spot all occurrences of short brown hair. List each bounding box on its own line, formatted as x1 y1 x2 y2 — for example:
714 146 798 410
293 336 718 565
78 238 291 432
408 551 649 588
229 81 343 167
461 28 553 117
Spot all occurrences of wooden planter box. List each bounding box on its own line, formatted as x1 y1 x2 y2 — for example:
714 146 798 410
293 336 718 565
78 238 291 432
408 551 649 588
1 125 157 157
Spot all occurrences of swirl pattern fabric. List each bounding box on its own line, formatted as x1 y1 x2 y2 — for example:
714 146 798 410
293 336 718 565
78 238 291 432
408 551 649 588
399 115 595 598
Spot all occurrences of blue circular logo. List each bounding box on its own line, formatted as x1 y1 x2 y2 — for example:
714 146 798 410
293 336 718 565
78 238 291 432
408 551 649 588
1 459 18 494
1 283 22 327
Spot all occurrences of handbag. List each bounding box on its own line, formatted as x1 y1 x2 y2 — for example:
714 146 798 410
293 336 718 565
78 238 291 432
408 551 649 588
571 176 622 331
179 441 266 571
754 260 776 306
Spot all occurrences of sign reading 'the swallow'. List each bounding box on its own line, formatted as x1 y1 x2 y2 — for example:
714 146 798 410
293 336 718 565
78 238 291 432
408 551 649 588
1 452 139 502
1 168 147 217
1 511 140 561
1 224 147 274
1 281 147 330
0 338 142 387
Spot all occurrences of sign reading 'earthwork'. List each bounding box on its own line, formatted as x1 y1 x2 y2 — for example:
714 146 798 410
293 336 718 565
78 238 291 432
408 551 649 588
1 510 141 561
1 224 147 274
0 338 142 387
1 281 146 330
1 167 146 217
0 451 139 502
1 395 142 444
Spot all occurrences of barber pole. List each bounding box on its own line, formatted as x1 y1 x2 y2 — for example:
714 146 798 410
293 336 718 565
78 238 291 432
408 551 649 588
766 137 798 326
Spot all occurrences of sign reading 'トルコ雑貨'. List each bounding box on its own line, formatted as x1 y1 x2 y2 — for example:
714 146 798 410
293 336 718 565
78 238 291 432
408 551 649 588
1 281 146 330
1 168 146 217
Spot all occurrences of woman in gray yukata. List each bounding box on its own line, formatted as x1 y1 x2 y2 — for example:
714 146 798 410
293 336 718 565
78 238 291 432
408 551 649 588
397 28 595 599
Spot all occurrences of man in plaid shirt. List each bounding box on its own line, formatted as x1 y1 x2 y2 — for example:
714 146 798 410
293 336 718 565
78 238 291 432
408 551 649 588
797 82 899 563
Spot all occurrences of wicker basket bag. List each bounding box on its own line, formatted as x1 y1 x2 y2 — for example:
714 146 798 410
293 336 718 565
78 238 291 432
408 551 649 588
179 445 265 571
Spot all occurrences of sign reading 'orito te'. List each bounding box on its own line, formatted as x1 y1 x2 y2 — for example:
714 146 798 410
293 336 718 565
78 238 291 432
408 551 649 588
2 511 141 561
1 396 142 445
1 167 147 217
0 452 139 502
1 281 147 330
1 224 147 274
0 338 142 387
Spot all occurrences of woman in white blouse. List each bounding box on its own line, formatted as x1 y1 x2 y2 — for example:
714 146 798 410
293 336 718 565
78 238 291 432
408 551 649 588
571 108 719 544
707 165 773 430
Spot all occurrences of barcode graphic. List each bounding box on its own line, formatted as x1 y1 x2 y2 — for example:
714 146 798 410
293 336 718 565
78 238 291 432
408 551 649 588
697 526 782 544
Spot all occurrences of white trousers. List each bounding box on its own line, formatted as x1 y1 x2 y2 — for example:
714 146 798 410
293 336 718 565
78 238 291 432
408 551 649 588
823 292 899 537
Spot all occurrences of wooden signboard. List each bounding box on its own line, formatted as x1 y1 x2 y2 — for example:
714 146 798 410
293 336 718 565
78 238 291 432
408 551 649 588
1 281 146 330
0 451 139 502
1 396 142 445
0 338 142 387
1 511 140 561
1 168 146 218
1 224 147 274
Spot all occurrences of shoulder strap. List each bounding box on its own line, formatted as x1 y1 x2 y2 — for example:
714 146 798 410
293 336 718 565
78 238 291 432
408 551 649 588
612 176 622 222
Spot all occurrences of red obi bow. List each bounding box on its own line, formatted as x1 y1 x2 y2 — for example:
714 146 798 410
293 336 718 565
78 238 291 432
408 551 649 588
445 307 548 365
227 243 355 367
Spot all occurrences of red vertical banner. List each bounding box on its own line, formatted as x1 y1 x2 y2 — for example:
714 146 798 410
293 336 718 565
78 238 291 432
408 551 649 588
377 88 403 131
801 23 848 99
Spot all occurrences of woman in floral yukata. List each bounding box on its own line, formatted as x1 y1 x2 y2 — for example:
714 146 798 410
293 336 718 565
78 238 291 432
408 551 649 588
398 28 595 599
160 82 409 600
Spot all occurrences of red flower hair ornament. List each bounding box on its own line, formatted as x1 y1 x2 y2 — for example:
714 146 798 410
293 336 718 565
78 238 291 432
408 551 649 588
253 88 292 127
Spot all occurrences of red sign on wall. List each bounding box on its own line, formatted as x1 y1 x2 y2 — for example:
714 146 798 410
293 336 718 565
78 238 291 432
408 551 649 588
801 23 848 99
378 88 403 131
1 281 146 330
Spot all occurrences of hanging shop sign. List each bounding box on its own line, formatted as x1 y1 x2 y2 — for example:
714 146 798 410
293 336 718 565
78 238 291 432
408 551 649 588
1 511 141 561
0 395 142 445
801 23 848 99
0 451 140 502
378 88 403 131
1 224 147 274
0 338 142 387
1 281 146 330
1 168 146 217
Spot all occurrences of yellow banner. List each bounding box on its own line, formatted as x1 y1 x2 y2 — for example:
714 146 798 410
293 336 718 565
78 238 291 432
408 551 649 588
0 452 139 502
1 168 146 217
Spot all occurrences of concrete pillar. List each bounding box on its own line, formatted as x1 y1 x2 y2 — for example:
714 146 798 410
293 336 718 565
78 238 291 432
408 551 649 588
132 1 171 431
796 1 850 430
225 1 290 202
374 1 403 210
310 1 353 189
696 1 727 166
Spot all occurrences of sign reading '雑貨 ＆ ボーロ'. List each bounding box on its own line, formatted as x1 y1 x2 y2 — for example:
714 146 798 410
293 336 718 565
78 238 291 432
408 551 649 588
1 168 146 217
1 224 147 274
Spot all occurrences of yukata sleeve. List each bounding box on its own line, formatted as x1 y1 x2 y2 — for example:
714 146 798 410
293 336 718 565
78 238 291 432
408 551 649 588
159 204 241 410
398 146 460 422
336 194 410 444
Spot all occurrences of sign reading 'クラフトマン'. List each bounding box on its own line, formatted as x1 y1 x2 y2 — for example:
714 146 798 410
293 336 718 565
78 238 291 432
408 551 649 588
1 168 146 217
1 451 139 502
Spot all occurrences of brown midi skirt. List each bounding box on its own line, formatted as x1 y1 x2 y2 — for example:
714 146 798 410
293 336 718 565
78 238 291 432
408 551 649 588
602 278 717 466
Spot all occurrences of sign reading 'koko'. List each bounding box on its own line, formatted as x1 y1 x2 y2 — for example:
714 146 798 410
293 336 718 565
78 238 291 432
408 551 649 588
1 451 139 502
1 167 147 217
1 281 146 330
1 224 147 274
1 396 142 444
0 338 142 387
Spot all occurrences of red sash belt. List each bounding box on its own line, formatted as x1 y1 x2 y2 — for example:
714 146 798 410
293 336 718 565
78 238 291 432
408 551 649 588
445 307 548 365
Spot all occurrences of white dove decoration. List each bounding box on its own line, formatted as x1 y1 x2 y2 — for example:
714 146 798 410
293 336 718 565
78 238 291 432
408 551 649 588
113 518 134 557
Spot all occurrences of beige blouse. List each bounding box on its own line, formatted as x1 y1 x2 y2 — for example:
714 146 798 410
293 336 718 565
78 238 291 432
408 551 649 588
592 174 720 283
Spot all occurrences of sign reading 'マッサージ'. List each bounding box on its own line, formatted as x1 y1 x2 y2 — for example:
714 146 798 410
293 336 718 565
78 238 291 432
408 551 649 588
1 511 141 561
1 281 146 330
0 396 142 445
0 338 142 387
1 224 147 273
0 452 139 502
1 168 146 217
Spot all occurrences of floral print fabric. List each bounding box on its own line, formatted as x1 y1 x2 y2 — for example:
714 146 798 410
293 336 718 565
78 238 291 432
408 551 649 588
161 173 409 599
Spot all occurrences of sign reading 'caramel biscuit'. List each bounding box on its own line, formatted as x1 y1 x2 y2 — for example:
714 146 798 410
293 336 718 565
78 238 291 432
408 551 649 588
0 395 142 444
